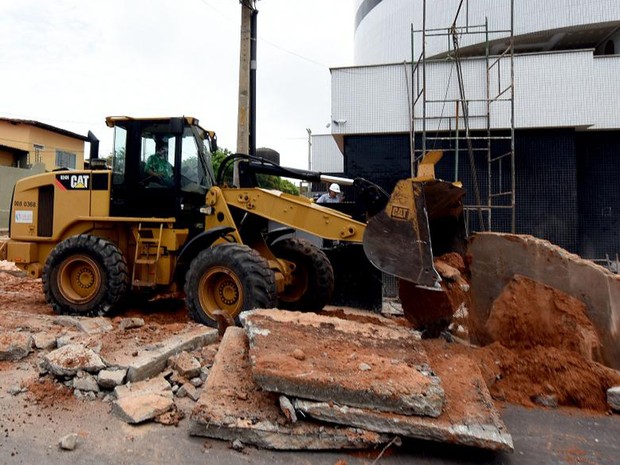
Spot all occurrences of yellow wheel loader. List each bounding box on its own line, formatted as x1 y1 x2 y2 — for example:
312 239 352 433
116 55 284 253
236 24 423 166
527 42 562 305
2 116 465 327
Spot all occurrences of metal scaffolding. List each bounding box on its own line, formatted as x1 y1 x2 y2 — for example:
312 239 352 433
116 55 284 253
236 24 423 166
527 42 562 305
410 0 516 233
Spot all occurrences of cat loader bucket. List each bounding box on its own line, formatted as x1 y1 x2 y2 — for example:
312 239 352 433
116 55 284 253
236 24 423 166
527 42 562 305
363 151 466 288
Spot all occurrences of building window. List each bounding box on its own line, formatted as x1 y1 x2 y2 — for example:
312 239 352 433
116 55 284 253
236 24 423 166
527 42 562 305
605 40 615 55
55 150 76 169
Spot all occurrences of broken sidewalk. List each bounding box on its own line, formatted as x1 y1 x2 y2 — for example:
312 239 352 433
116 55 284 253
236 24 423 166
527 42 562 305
190 309 513 452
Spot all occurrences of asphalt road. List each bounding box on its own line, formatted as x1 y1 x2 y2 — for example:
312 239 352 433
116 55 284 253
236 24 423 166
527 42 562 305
1 369 618 465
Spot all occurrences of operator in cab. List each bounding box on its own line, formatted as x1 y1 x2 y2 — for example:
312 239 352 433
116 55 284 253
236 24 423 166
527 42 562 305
145 142 173 187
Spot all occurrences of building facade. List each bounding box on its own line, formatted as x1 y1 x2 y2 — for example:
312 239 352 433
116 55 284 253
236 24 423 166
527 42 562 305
0 118 88 230
0 118 88 171
323 0 620 261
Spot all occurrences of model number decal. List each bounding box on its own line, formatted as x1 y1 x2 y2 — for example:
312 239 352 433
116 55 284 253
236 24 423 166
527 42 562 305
56 174 90 190
13 200 37 207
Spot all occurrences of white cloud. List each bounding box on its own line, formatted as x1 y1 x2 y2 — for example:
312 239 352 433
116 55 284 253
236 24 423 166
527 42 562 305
0 0 353 169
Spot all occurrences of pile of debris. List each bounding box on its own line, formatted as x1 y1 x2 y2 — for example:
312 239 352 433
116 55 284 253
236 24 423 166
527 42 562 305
189 308 514 452
0 308 219 425
397 233 620 412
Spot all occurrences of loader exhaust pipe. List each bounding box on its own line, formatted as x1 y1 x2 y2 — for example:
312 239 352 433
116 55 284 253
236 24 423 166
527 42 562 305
88 130 99 160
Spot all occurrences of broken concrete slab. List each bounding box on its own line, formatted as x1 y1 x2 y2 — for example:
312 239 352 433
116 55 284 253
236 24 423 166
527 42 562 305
468 233 620 369
76 317 113 335
168 351 201 379
119 317 144 331
73 371 100 392
56 332 102 353
608 386 620 412
114 375 172 400
294 351 513 452
241 309 444 417
320 306 409 329
33 332 57 350
53 316 113 335
2 310 58 334
44 344 106 377
112 393 174 424
103 325 217 382
177 382 200 401
97 369 127 389
0 332 32 361
189 327 389 450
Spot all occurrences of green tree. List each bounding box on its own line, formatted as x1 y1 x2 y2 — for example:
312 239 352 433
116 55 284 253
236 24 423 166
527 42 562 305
211 148 299 195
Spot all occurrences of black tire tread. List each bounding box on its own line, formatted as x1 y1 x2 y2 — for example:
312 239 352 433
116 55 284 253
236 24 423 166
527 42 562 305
184 243 277 327
271 238 334 311
42 234 128 316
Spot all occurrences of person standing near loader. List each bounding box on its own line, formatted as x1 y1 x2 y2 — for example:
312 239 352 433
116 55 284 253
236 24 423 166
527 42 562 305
317 183 342 203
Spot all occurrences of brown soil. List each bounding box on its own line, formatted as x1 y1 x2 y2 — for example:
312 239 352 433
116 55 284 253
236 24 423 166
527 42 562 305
0 271 50 315
485 275 601 360
245 310 438 404
24 376 74 408
398 253 471 336
2 256 619 415
434 252 466 273
478 343 620 411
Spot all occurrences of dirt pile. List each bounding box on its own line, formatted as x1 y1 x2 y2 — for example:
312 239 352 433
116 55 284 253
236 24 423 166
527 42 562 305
485 275 601 360
468 275 620 411
476 344 620 411
397 251 620 412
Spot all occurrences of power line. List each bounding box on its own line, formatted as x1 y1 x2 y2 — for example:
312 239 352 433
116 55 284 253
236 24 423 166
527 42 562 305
196 0 329 69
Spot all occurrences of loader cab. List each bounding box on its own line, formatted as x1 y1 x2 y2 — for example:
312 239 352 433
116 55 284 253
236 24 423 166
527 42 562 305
106 116 217 234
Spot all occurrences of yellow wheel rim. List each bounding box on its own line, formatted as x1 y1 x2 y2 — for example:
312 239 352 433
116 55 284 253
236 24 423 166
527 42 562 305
198 266 244 320
280 265 308 303
58 255 102 304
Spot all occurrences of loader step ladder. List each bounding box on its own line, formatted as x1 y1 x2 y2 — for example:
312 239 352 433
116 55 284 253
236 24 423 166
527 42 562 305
131 223 164 288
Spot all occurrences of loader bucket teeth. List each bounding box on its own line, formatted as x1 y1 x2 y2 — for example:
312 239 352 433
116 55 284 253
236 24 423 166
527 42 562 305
363 179 440 288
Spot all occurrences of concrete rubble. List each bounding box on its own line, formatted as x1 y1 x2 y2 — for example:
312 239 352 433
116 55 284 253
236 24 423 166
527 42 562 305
189 311 513 452
44 344 106 376
2 307 219 427
112 392 175 424
240 309 445 417
58 433 79 451
608 386 620 412
189 326 391 450
293 353 513 452
0 332 33 361
103 325 217 382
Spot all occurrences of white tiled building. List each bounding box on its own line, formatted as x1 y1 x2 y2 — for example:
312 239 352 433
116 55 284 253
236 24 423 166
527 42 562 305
320 0 620 260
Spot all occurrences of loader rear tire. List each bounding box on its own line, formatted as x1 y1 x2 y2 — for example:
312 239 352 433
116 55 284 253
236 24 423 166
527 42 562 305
271 238 334 311
42 235 129 316
184 243 277 327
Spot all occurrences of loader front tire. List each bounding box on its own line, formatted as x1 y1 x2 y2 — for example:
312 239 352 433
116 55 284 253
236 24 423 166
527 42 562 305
184 243 277 327
271 238 334 311
43 235 128 316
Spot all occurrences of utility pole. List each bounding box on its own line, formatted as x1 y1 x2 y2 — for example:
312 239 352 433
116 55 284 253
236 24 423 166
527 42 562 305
306 128 312 171
234 0 257 186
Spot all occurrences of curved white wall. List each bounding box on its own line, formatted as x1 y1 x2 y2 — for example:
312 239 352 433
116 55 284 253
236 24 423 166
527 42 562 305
354 0 620 65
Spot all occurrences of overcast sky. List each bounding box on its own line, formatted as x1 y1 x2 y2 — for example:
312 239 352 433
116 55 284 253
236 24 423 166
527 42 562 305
0 0 354 168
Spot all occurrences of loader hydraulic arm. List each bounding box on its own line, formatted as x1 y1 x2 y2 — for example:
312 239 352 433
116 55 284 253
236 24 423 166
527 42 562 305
219 154 391 218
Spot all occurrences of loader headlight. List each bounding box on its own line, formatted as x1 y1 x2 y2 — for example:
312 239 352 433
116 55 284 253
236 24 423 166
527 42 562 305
200 206 213 215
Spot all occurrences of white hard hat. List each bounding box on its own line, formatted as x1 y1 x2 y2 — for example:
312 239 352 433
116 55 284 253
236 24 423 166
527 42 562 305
329 183 341 193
